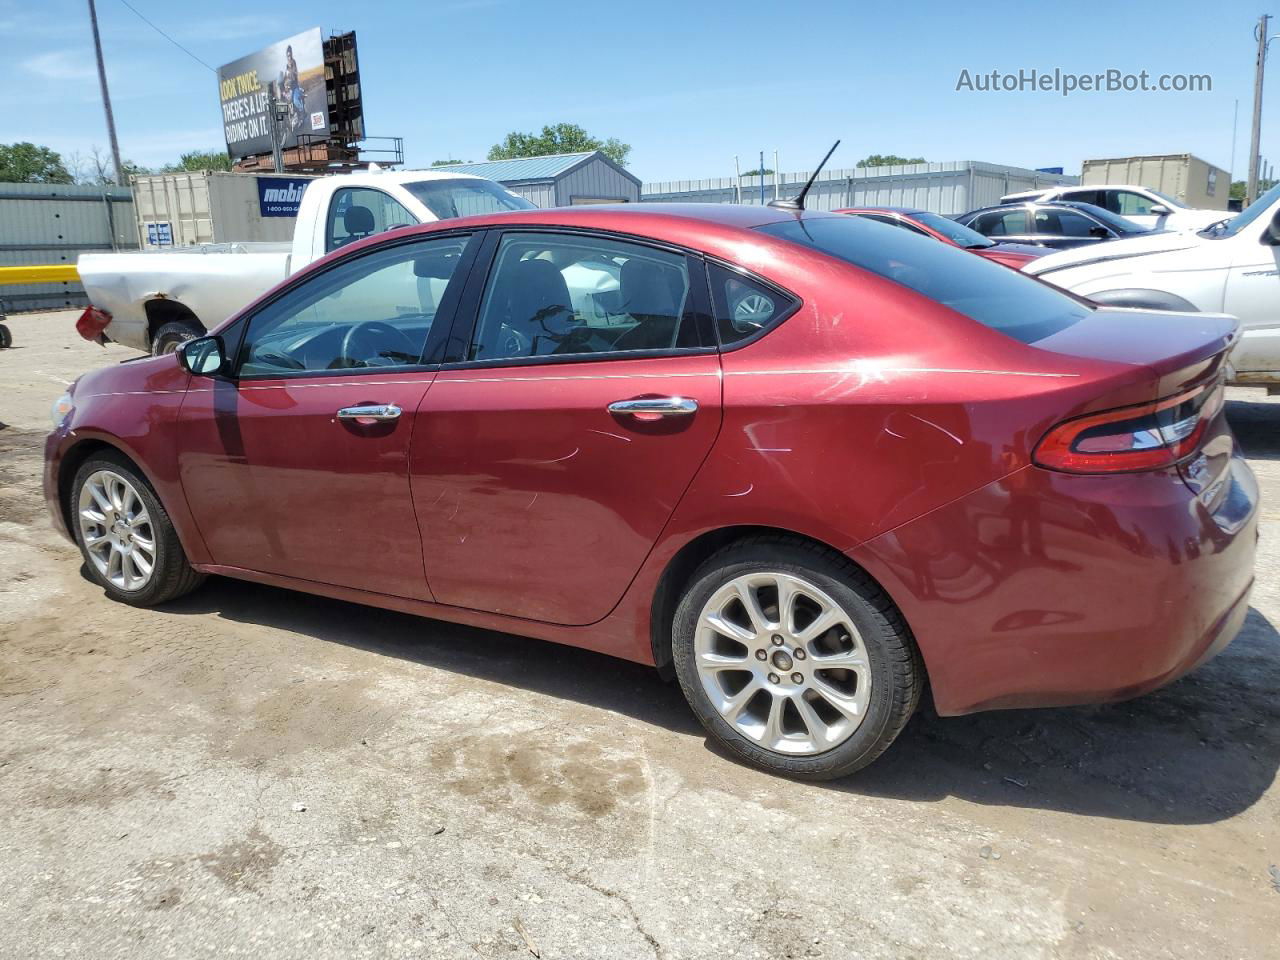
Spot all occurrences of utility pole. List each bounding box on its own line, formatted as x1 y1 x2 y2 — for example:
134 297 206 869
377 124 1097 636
87 0 124 186
1248 13 1271 206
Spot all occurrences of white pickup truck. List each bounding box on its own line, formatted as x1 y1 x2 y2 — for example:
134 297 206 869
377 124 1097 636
1024 183 1280 388
78 169 534 354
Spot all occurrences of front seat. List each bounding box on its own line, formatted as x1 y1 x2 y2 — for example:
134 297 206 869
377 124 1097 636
612 258 686 350
339 205 376 246
484 258 574 357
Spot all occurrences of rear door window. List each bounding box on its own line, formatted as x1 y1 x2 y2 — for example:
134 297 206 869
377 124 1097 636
326 187 418 252
707 264 797 346
972 209 1028 235
758 216 1091 344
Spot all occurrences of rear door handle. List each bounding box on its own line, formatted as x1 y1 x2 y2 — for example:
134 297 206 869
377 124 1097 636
607 396 699 416
336 403 402 421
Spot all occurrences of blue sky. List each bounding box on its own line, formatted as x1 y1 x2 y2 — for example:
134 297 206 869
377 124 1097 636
0 0 1273 184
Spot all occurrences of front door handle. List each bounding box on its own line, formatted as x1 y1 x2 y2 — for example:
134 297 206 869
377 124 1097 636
336 403 402 421
607 396 699 417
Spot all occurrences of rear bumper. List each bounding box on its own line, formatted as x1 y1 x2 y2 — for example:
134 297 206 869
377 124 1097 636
852 453 1259 716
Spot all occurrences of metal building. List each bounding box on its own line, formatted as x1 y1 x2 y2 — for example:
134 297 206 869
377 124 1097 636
0 183 136 313
439 151 641 207
642 161 1077 216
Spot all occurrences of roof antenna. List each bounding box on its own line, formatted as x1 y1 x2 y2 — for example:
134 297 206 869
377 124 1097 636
769 139 840 211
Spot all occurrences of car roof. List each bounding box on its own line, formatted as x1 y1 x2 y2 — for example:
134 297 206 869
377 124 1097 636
325 203 847 266
834 206 928 216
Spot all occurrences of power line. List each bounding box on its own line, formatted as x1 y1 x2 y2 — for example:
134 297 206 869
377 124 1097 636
114 0 216 73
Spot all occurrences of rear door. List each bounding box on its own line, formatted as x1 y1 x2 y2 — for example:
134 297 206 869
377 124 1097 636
410 229 723 625
178 231 478 601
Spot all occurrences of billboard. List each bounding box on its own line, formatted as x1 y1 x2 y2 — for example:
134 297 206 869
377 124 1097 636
218 28 329 161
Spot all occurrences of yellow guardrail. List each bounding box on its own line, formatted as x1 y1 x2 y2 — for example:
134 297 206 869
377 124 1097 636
0 264 80 285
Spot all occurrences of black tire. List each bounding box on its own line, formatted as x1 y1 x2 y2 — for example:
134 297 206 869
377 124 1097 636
70 451 205 607
671 536 923 780
151 320 201 356
0 323 11 349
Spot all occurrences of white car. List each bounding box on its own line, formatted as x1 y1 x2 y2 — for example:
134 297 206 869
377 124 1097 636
999 184 1227 233
1023 184 1280 387
77 169 534 354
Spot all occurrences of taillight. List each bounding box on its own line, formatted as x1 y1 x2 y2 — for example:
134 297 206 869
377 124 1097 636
75 305 111 341
1033 383 1223 474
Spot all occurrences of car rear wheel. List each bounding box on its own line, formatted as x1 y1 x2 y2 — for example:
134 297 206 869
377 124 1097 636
151 320 201 356
672 537 923 780
71 452 205 606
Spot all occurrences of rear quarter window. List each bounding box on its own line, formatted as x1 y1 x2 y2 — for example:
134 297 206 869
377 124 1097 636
758 216 1091 344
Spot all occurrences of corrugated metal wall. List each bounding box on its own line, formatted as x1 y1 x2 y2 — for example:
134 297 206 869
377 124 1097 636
505 182 557 208
0 183 136 312
555 159 641 204
642 161 1076 215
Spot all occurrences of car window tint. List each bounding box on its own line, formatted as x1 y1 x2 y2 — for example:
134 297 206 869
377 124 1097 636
1061 189 1105 207
708 265 793 346
469 232 696 361
238 234 470 377
326 187 418 252
1108 190 1155 216
758 216 1090 344
974 209 1027 235
1042 209 1103 237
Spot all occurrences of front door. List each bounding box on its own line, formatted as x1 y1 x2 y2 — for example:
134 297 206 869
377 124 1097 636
412 229 723 625
1224 228 1280 373
178 232 477 600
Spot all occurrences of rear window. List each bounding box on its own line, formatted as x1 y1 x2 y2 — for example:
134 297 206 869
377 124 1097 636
757 216 1091 344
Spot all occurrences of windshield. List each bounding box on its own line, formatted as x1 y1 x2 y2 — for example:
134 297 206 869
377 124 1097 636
1202 182 1280 238
759 216 1090 344
910 212 994 248
403 178 536 219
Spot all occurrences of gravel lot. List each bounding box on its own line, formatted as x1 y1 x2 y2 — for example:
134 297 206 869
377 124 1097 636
1 311 1277 959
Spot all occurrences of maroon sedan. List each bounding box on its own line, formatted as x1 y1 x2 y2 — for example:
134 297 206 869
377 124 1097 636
835 206 1047 268
46 204 1257 779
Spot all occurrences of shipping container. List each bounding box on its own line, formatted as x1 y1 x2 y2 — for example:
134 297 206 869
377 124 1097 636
131 171 320 248
0 182 135 312
641 161 1077 216
1081 154 1229 210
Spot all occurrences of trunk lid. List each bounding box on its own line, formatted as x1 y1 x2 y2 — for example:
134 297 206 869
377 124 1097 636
1033 307 1237 397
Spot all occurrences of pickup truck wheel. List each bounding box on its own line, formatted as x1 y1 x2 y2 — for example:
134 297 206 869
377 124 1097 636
671 537 924 780
152 320 200 356
71 452 205 607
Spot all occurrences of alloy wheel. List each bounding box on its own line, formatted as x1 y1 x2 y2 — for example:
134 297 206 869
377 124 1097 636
77 469 157 591
694 571 872 755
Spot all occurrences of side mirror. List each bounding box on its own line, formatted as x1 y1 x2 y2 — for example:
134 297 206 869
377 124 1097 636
178 335 226 376
1149 204 1172 216
1262 210 1280 245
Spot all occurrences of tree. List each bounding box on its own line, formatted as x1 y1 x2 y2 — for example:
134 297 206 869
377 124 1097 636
488 123 630 166
162 149 232 173
431 159 466 166
740 167 774 177
857 154 926 168
0 142 73 183
67 146 150 185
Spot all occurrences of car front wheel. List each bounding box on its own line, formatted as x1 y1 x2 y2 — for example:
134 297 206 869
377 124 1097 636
71 452 205 606
672 537 923 780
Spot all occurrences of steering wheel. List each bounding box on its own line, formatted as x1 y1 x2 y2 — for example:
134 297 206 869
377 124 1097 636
339 320 418 367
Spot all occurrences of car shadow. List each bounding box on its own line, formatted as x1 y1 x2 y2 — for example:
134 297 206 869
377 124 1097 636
1227 399 1280 460
147 572 1280 827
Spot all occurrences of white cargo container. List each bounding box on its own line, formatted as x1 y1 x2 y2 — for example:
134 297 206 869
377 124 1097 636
1081 154 1229 211
131 171 319 248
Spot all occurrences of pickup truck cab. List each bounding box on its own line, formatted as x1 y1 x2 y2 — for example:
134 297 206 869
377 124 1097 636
1023 183 1280 387
77 169 533 354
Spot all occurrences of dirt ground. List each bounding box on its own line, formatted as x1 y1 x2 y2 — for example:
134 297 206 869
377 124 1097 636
1 311 1277 959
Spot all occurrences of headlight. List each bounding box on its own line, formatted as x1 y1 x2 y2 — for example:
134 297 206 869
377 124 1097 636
51 391 73 428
